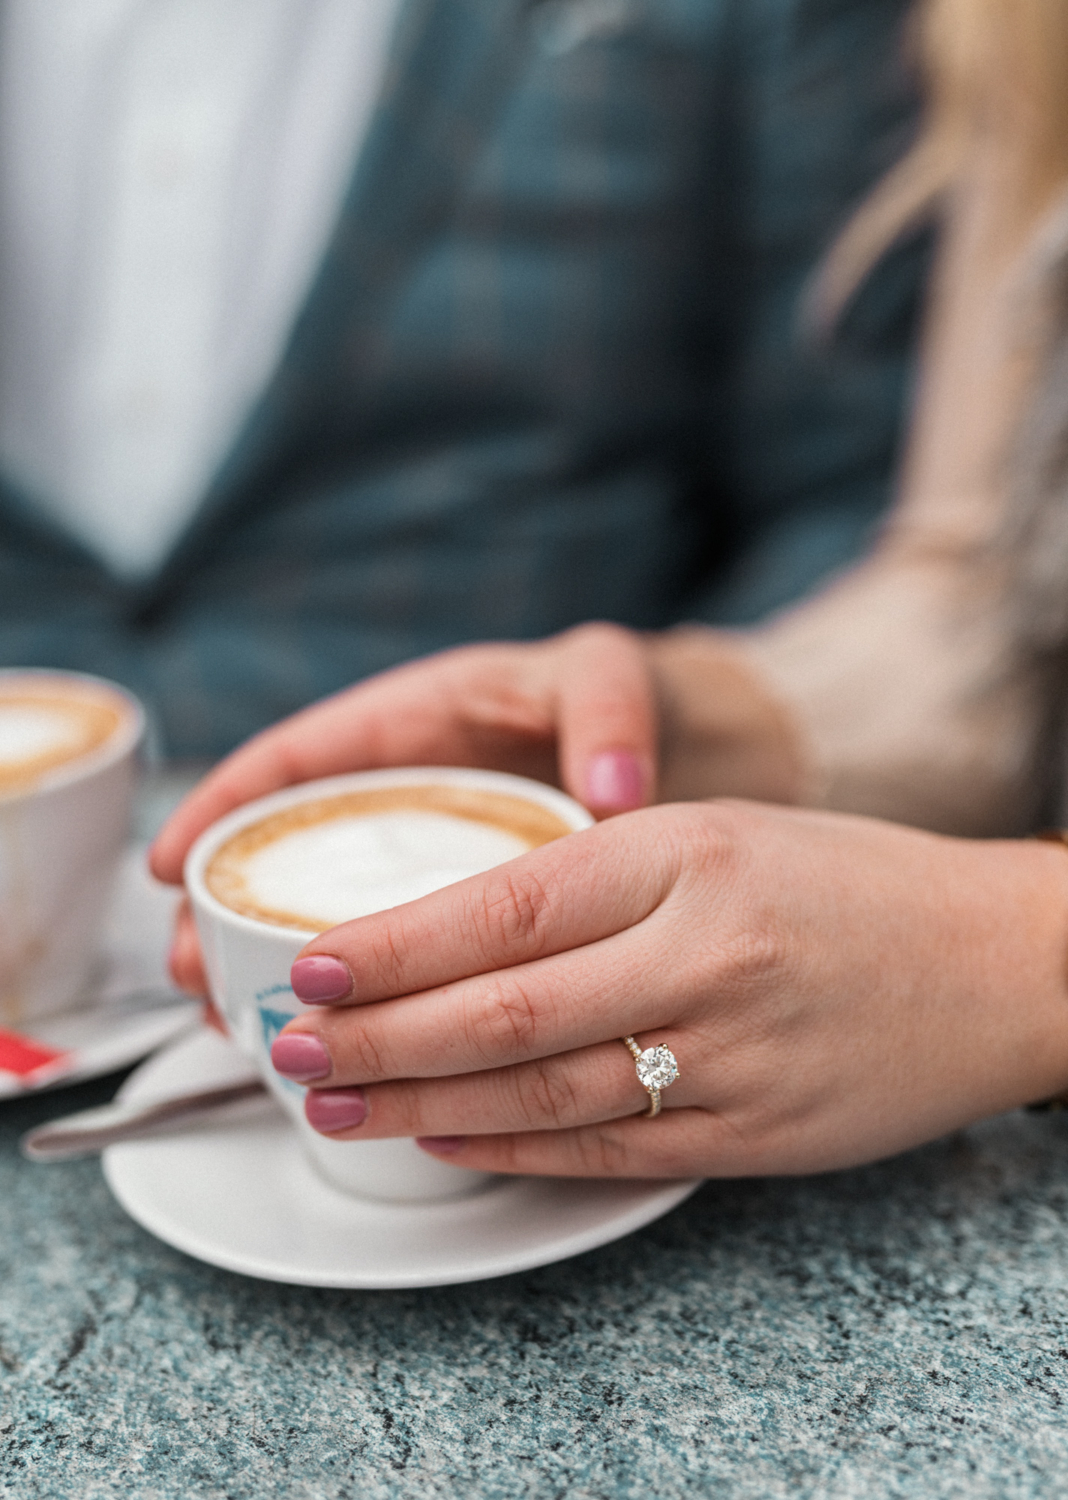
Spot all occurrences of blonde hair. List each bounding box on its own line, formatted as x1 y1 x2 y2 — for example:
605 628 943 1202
810 0 1068 327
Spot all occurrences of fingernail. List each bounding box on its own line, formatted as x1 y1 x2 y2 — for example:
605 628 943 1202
306 1088 368 1134
291 956 352 1004
271 1033 331 1081
416 1136 467 1155
584 750 644 812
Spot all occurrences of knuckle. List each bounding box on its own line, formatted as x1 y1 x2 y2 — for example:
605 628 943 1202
514 1057 581 1130
464 974 542 1063
685 923 790 1025
333 1021 390 1082
675 802 742 874
372 1078 423 1134
366 920 412 995
719 926 790 990
574 1127 632 1177
661 804 757 913
652 802 796 991
466 868 556 963
479 1133 526 1173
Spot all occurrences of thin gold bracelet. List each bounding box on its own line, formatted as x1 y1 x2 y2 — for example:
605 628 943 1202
1027 831 1068 1112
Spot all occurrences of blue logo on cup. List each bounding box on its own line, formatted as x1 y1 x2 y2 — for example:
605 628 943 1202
258 1005 304 1098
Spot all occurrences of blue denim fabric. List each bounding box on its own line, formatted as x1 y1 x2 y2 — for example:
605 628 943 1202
0 0 926 756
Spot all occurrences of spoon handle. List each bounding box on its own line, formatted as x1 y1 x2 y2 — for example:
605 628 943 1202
21 1078 270 1161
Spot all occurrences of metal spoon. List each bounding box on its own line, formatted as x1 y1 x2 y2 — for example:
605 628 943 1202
20 1077 271 1161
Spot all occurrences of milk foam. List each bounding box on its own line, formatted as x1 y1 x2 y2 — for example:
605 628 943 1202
0 679 128 793
238 810 531 928
0 703 89 767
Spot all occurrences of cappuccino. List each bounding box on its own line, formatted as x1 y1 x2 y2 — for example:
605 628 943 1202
0 670 143 1023
0 674 131 795
206 784 573 932
188 767 593 1201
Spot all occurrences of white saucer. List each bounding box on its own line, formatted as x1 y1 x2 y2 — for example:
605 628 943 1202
103 1028 703 1289
0 846 198 1098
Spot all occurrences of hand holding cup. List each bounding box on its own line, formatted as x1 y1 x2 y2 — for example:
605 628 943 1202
153 623 803 996
270 801 1068 1180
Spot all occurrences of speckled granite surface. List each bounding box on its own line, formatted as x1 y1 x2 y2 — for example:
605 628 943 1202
3 1078 1068 1499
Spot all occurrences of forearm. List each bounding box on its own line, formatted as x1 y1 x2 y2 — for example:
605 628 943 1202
714 137 1059 836
748 141 1057 837
647 628 807 807
737 546 1047 835
648 537 1046 836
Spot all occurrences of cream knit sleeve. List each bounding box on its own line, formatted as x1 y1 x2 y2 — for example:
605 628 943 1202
738 542 1044 835
736 164 1053 837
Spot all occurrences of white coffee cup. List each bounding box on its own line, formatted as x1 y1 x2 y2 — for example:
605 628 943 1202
0 669 145 1025
185 767 594 1203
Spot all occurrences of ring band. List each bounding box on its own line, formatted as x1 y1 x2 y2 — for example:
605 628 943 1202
621 1036 679 1118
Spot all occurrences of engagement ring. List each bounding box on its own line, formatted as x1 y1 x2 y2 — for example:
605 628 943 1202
621 1036 679 1118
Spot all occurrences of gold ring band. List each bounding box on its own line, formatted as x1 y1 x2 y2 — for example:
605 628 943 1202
621 1035 679 1119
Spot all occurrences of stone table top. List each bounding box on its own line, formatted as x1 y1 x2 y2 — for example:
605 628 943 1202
3 1071 1068 1499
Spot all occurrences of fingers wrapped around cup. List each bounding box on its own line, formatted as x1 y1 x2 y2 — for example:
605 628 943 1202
268 804 724 1178
266 793 1068 1185
277 1034 689 1164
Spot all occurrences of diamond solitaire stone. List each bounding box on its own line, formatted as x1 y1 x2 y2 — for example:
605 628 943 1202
636 1045 678 1092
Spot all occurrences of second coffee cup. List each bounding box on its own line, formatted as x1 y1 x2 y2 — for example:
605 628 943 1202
185 767 594 1202
0 669 144 1026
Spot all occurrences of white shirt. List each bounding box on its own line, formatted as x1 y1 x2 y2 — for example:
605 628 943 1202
0 0 403 580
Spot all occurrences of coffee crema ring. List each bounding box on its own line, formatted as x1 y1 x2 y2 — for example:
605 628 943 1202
205 784 574 933
0 679 129 794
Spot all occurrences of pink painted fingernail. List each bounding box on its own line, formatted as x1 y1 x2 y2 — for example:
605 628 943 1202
416 1136 466 1155
584 750 644 812
305 1088 368 1134
291 956 352 1004
271 1033 331 1081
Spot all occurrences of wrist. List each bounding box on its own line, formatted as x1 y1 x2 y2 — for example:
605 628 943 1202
645 627 808 805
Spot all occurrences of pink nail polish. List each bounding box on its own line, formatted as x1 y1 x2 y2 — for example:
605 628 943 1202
584 750 644 812
291 955 352 1004
271 1033 331 1081
305 1088 368 1133
416 1136 466 1155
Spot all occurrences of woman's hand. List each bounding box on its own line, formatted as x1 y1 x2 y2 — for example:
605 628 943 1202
268 801 1068 1178
150 623 803 994
151 624 802 881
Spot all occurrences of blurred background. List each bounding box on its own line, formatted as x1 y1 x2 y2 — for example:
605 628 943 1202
0 0 925 768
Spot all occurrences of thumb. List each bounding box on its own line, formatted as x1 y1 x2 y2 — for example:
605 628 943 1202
551 624 658 817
